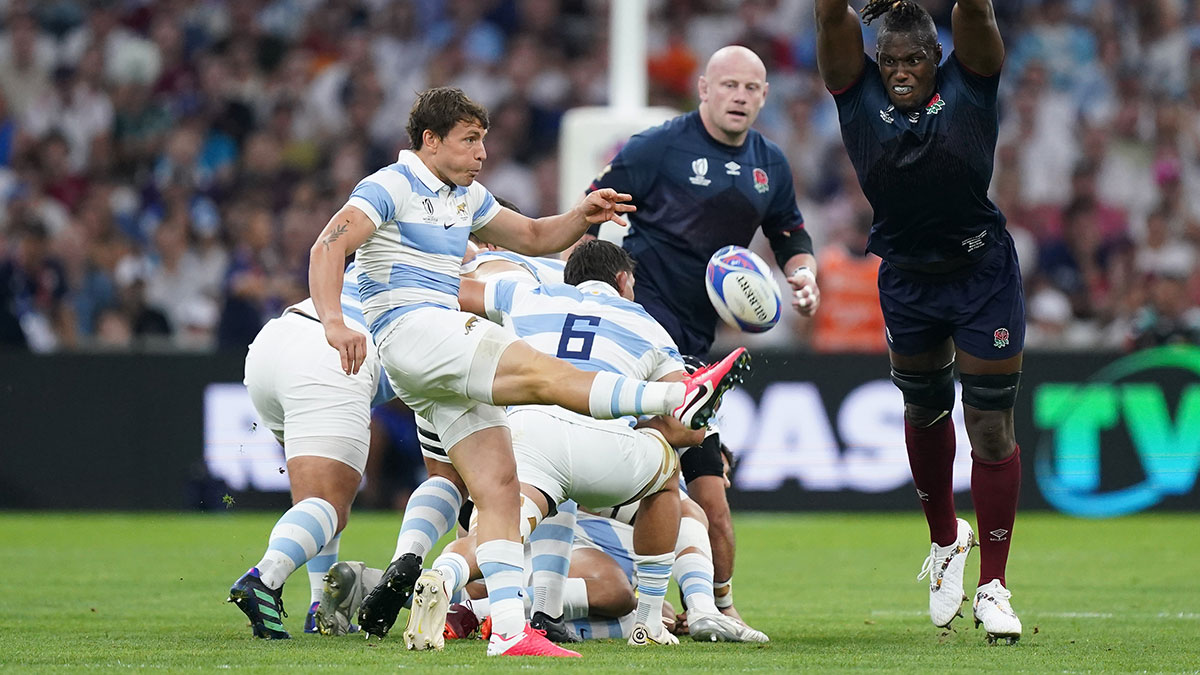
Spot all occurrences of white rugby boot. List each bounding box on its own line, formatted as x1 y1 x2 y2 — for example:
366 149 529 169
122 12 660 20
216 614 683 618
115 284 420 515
403 569 450 650
973 579 1022 645
916 517 975 628
628 621 679 646
687 611 769 643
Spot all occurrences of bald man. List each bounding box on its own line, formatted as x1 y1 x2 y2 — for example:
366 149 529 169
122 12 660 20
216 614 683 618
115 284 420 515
588 45 818 633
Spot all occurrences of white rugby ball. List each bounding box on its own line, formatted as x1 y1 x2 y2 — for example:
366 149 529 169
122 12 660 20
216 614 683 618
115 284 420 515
705 245 782 333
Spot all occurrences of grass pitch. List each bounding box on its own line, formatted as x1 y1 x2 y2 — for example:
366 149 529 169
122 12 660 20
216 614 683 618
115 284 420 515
2 510 1197 672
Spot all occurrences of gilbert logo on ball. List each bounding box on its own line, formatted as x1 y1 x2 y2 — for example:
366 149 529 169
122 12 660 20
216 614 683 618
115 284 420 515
705 246 783 333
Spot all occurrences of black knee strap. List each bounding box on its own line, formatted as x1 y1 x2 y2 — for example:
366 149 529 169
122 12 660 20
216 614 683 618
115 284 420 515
959 371 1021 411
890 362 956 412
681 433 725 483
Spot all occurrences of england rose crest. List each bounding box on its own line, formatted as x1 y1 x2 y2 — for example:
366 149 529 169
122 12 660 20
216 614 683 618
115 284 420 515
993 327 1010 348
753 168 769 193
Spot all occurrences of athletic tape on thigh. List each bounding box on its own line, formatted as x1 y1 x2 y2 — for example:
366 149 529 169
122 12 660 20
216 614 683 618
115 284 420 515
465 322 518 405
890 362 956 412
617 428 679 507
283 436 368 475
439 403 509 452
959 371 1022 411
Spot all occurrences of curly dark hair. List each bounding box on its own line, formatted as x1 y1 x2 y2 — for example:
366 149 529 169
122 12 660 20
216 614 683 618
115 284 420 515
405 87 489 150
564 240 636 289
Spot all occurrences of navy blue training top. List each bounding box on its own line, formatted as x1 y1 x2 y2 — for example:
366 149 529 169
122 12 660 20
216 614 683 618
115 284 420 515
590 110 806 354
833 52 1006 267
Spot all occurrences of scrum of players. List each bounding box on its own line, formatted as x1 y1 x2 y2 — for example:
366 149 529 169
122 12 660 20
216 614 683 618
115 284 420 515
228 83 760 658
230 220 767 655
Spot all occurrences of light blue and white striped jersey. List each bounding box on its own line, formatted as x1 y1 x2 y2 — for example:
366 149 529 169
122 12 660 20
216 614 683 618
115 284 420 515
289 262 395 407
483 279 684 382
346 150 502 339
461 250 566 285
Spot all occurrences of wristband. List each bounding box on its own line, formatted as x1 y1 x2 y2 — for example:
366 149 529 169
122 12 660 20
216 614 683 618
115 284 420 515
789 266 815 283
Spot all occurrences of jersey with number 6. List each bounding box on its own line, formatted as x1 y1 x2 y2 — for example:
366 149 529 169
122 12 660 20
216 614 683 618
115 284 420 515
483 279 684 384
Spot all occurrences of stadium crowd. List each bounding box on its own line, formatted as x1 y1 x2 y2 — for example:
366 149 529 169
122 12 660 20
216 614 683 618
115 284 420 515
1 0 1198 354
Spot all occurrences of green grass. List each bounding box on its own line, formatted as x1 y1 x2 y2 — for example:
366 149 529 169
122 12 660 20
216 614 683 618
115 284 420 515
1 511 1197 672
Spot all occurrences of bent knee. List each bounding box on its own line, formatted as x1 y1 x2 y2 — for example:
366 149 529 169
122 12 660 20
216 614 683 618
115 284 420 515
904 403 950 429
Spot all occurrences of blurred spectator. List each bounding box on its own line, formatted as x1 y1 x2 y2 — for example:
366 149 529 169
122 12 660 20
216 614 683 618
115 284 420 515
809 209 885 353
0 219 75 351
217 204 287 351
1127 272 1200 349
0 0 1193 354
0 12 56 119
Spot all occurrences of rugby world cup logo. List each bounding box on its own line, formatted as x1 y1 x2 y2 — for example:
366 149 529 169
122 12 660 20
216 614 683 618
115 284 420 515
689 158 711 186
994 327 1010 349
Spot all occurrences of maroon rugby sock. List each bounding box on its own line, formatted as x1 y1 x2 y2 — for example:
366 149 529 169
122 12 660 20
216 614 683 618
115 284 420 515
972 445 1020 587
905 417 959 547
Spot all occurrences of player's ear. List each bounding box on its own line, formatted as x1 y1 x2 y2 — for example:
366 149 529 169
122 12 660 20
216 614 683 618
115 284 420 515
697 75 709 100
935 43 943 63
422 129 439 151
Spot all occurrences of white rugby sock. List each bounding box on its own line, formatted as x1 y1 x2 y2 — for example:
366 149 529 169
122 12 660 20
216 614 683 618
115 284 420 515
674 515 719 614
431 551 471 596
561 577 590 620
306 533 341 604
569 613 635 640
256 497 338 590
394 477 462 560
529 501 576 618
588 372 684 418
477 539 527 637
633 552 673 627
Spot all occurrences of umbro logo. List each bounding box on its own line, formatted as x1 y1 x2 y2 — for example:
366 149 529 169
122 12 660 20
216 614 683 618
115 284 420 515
988 528 1009 542
916 489 929 501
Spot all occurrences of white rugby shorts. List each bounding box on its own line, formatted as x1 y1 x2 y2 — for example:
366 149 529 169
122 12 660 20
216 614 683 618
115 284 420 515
507 406 678 510
376 307 518 451
243 310 376 473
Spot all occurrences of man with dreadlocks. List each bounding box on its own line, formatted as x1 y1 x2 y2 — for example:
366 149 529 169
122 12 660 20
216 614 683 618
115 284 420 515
815 0 1023 645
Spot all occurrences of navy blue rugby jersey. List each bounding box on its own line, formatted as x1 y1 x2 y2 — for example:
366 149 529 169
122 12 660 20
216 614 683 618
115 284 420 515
590 110 805 351
833 53 1005 268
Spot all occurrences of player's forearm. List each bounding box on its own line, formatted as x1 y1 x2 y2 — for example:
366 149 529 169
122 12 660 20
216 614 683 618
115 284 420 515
308 241 347 327
814 0 851 23
525 207 593 256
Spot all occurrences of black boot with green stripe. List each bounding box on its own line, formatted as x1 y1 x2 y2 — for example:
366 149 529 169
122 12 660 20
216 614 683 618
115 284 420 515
229 567 291 639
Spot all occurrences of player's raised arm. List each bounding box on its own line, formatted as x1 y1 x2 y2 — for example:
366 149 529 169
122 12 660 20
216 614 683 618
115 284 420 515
475 188 636 256
951 0 1004 76
309 204 375 374
815 0 866 91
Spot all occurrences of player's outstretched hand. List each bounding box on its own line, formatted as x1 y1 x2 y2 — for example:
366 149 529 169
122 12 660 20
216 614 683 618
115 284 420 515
579 187 636 227
787 267 821 316
325 322 367 375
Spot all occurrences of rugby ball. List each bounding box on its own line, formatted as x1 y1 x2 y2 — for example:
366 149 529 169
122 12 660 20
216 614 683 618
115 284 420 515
705 246 783 333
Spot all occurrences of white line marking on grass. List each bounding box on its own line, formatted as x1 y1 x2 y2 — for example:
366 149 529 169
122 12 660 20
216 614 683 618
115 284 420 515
869 610 1200 620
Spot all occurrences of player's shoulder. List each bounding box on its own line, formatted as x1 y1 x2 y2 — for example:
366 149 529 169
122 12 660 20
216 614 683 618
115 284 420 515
747 129 790 166
624 111 698 151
